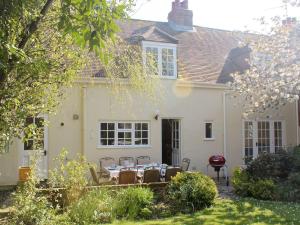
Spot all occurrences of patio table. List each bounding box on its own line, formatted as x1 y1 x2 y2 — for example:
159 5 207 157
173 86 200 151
103 163 167 179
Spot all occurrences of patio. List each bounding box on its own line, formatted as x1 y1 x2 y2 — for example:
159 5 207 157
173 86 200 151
89 156 191 185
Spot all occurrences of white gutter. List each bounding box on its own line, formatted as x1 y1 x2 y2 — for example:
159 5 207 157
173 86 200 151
296 100 299 146
81 86 87 156
223 92 227 159
75 77 229 90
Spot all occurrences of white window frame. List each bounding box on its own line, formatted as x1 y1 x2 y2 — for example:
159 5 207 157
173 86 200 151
98 121 151 148
242 120 286 161
204 121 215 141
142 41 177 79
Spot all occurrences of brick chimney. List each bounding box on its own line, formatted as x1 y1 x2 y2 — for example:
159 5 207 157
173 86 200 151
168 0 194 31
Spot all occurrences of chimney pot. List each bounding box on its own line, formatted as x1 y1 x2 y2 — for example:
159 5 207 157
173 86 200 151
168 0 193 31
181 0 188 9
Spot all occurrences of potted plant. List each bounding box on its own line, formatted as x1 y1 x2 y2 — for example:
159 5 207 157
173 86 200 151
19 166 31 181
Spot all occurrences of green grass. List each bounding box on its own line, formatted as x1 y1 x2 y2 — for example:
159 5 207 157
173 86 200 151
110 198 300 225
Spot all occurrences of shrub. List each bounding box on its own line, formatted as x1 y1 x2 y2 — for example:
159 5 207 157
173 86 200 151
113 187 154 220
249 179 275 200
68 189 113 224
232 148 300 202
48 149 91 206
291 147 300 171
275 172 300 202
231 168 252 197
10 161 73 225
166 172 217 212
246 150 294 180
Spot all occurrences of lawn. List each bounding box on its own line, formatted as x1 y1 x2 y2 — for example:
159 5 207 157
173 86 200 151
111 198 300 225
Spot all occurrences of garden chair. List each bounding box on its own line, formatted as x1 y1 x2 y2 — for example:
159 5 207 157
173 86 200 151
136 156 151 165
180 158 191 171
165 167 182 182
118 169 137 184
89 167 113 186
99 157 115 178
143 166 160 183
119 156 135 167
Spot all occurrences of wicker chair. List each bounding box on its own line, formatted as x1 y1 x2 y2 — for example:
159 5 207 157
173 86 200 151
143 167 160 183
99 157 115 178
119 156 135 167
165 167 182 182
89 167 112 185
118 169 137 184
180 158 191 171
136 156 151 165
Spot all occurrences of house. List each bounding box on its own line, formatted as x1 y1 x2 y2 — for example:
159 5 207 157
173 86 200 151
0 0 298 185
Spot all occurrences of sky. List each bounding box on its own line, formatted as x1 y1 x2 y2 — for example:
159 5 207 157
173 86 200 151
131 0 300 32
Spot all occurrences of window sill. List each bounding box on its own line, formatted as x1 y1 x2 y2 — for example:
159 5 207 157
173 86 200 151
203 138 215 141
96 145 152 149
159 76 177 80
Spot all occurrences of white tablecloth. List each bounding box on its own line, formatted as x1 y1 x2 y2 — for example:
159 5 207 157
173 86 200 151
104 164 167 178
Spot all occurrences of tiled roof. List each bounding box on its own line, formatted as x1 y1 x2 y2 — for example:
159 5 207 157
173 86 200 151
81 19 250 84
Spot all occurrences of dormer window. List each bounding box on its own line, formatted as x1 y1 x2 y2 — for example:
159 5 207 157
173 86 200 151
143 41 177 79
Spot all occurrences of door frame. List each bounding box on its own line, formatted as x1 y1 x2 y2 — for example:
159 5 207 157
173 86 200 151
242 119 286 160
19 115 49 179
160 117 182 166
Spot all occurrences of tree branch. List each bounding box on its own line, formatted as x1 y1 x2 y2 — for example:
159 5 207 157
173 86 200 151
0 0 54 90
18 0 54 49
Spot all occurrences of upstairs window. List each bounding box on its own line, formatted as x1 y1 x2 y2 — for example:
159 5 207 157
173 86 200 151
162 48 174 77
143 41 177 78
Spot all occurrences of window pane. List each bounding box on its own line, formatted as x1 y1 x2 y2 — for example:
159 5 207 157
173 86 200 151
35 118 44 127
125 123 132 129
162 48 175 77
142 123 148 130
118 123 124 129
142 139 148 145
107 139 114 145
125 132 131 139
146 47 159 75
118 132 124 138
108 131 114 138
108 123 115 130
135 123 141 130
205 123 212 138
101 131 107 139
142 131 148 138
135 131 141 138
135 139 142 145
35 139 44 150
101 123 107 130
118 140 124 145
125 139 131 145
24 140 34 151
101 139 108 145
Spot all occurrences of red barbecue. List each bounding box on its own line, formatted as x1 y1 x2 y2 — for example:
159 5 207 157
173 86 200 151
207 155 229 186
